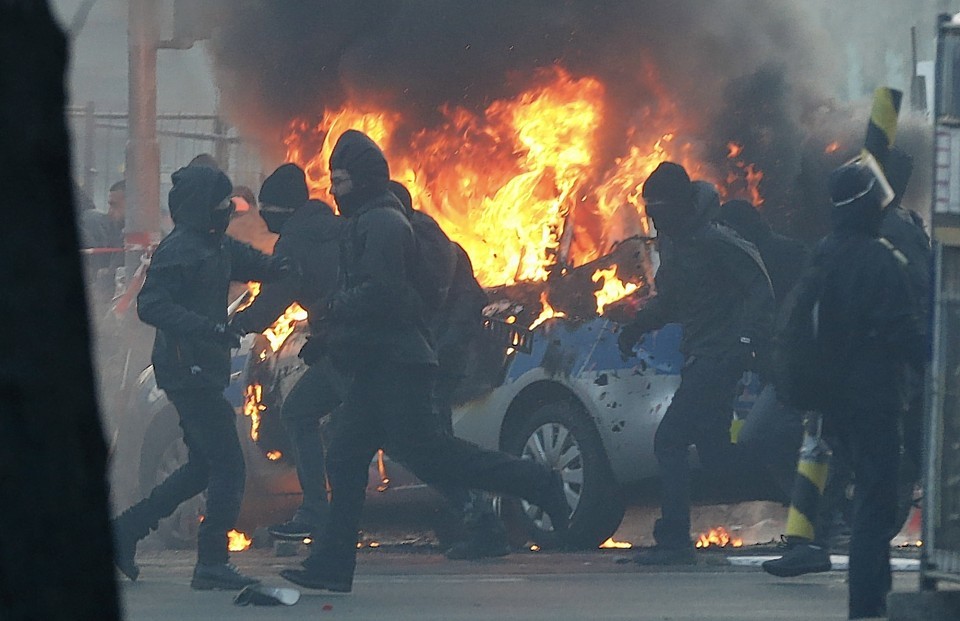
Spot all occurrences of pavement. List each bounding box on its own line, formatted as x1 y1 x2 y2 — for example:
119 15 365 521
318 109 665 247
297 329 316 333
119 546 925 621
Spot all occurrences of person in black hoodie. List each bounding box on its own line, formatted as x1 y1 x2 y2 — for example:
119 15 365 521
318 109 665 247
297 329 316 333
618 163 774 565
387 180 509 560
232 163 346 541
279 130 569 592
813 162 923 619
111 164 296 591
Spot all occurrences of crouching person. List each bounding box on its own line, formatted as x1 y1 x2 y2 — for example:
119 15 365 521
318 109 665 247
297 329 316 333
111 165 298 590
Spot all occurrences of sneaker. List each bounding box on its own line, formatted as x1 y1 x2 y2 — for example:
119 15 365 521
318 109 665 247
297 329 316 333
268 519 317 541
190 563 260 591
279 568 353 593
444 527 511 560
631 545 697 566
761 543 831 577
280 550 355 592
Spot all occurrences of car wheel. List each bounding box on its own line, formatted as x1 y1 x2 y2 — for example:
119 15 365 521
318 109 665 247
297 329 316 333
501 400 625 549
138 409 204 549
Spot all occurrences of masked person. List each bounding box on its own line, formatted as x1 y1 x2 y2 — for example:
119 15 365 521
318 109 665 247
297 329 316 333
111 165 298 590
618 162 774 565
232 163 345 541
387 180 510 560
793 162 923 619
279 130 569 592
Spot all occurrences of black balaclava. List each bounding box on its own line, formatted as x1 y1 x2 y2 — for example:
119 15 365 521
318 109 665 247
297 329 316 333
828 162 887 238
387 180 415 217
719 199 770 245
692 180 720 225
259 163 309 233
329 130 390 217
168 165 233 235
641 161 696 237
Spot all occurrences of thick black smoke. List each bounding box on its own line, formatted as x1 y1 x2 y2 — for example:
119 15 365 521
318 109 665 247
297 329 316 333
209 0 932 240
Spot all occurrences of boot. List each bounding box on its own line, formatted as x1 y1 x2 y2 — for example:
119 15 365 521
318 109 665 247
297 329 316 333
190 562 260 591
280 546 356 593
444 515 511 560
110 507 155 582
631 545 697 566
761 542 831 577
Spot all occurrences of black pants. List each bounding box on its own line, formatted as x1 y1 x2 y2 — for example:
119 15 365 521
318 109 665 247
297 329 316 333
653 353 744 547
130 388 245 564
432 369 498 528
830 406 900 620
280 359 345 526
316 363 555 563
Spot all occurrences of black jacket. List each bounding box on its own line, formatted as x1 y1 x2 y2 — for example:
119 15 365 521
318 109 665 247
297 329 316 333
232 201 342 334
325 191 437 369
814 229 923 413
138 166 285 392
880 206 931 322
632 213 774 358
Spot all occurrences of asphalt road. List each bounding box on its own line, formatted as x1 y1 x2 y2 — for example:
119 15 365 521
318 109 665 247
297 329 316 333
119 547 921 621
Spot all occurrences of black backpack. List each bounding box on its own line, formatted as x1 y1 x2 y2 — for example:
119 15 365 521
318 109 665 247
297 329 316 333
772 259 843 412
408 210 457 315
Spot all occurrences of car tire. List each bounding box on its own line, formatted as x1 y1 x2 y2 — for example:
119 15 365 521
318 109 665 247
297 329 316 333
138 408 205 549
501 400 625 549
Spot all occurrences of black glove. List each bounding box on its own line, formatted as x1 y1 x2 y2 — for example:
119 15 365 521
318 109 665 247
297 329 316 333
207 322 244 349
273 255 302 281
617 322 645 358
298 335 324 366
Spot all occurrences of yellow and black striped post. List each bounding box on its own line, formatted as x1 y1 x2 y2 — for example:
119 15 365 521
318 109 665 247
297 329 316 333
784 414 832 542
862 87 903 169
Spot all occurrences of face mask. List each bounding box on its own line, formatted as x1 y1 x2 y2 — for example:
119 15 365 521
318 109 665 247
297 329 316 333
209 198 235 234
260 206 296 234
646 200 691 236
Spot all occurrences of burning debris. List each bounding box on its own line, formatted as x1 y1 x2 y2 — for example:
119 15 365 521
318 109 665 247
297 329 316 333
695 527 744 550
227 529 253 552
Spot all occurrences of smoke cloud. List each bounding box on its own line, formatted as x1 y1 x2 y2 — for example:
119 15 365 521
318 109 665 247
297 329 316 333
208 0 937 239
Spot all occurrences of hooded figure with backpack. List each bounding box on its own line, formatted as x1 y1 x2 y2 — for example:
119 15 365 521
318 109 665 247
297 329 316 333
388 180 510 560
232 164 347 542
776 161 923 619
279 130 570 593
111 164 297 590
618 162 775 566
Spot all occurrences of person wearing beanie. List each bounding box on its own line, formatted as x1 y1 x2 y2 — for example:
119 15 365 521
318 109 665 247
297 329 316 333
618 161 774 566
279 131 570 593
787 160 922 619
110 164 297 591
233 164 345 542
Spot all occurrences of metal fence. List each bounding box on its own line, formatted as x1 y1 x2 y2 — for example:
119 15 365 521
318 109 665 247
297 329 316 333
67 104 265 213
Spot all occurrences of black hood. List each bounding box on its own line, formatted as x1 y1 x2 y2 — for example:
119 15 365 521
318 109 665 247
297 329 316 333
828 162 886 238
719 199 770 245
168 165 233 233
329 130 390 217
388 180 415 217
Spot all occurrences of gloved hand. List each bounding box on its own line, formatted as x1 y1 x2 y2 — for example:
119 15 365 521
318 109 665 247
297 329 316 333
298 335 324 366
207 322 245 349
617 322 645 358
273 256 302 281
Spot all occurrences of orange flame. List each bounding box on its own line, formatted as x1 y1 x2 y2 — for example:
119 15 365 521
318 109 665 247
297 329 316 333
599 537 633 549
592 265 640 315
227 529 252 552
694 526 744 549
266 450 282 461
242 383 265 441
529 291 567 330
376 449 390 492
263 302 309 352
825 141 841 154
283 67 727 287
234 282 261 313
727 142 743 159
